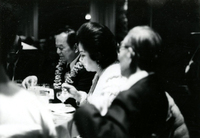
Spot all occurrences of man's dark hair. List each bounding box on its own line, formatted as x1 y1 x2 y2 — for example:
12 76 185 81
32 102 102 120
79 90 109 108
54 25 77 49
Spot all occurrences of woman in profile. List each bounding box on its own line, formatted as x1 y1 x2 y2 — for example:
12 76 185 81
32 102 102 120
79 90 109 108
62 22 125 115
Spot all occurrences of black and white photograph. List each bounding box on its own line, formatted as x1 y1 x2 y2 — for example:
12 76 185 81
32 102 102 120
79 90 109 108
0 0 200 137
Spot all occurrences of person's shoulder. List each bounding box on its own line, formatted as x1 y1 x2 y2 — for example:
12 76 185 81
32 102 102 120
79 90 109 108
0 82 33 98
104 62 121 74
119 74 165 99
12 89 44 109
101 62 121 79
16 88 57 136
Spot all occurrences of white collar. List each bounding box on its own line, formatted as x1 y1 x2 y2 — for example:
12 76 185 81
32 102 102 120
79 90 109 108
125 70 149 90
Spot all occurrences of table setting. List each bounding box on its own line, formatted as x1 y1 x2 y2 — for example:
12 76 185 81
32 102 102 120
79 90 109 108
14 75 80 138
26 84 79 138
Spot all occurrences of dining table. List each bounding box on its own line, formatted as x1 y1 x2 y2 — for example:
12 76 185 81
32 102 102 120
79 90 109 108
49 103 79 138
26 85 80 138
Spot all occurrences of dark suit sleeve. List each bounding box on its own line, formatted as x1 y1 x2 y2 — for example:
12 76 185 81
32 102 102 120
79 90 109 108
73 87 139 138
74 103 129 138
74 76 168 138
73 87 143 138
73 68 95 93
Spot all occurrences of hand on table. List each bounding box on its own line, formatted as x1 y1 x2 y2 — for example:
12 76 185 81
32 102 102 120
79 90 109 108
22 75 38 89
61 83 78 99
61 83 87 104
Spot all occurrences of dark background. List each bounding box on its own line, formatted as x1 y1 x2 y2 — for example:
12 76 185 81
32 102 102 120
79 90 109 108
4 0 200 137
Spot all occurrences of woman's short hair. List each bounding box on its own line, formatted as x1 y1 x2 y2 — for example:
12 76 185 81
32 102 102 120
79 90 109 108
54 25 77 50
127 26 162 72
77 22 118 69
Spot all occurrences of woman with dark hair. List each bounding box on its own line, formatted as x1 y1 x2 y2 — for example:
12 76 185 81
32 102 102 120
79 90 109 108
73 26 189 138
77 22 118 69
22 25 95 108
62 22 125 115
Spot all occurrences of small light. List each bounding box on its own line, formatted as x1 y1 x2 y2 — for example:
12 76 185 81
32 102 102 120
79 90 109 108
85 14 91 20
123 0 128 11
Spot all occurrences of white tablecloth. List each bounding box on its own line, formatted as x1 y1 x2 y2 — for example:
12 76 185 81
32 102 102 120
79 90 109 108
49 104 79 138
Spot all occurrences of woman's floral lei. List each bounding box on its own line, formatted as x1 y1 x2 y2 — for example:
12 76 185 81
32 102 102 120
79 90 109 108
53 59 84 89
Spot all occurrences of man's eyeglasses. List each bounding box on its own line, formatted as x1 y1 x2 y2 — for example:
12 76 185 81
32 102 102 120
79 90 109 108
119 44 135 56
119 45 131 50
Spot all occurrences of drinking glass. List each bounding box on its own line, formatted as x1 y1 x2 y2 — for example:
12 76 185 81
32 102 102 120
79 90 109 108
56 88 71 103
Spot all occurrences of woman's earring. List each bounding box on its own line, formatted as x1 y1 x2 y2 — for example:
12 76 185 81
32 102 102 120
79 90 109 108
96 60 100 64
74 43 79 53
97 63 101 69
75 49 78 53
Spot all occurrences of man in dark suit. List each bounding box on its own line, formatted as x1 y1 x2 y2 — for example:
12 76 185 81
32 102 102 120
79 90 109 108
74 26 189 138
53 27 96 106
22 26 95 107
53 26 95 92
